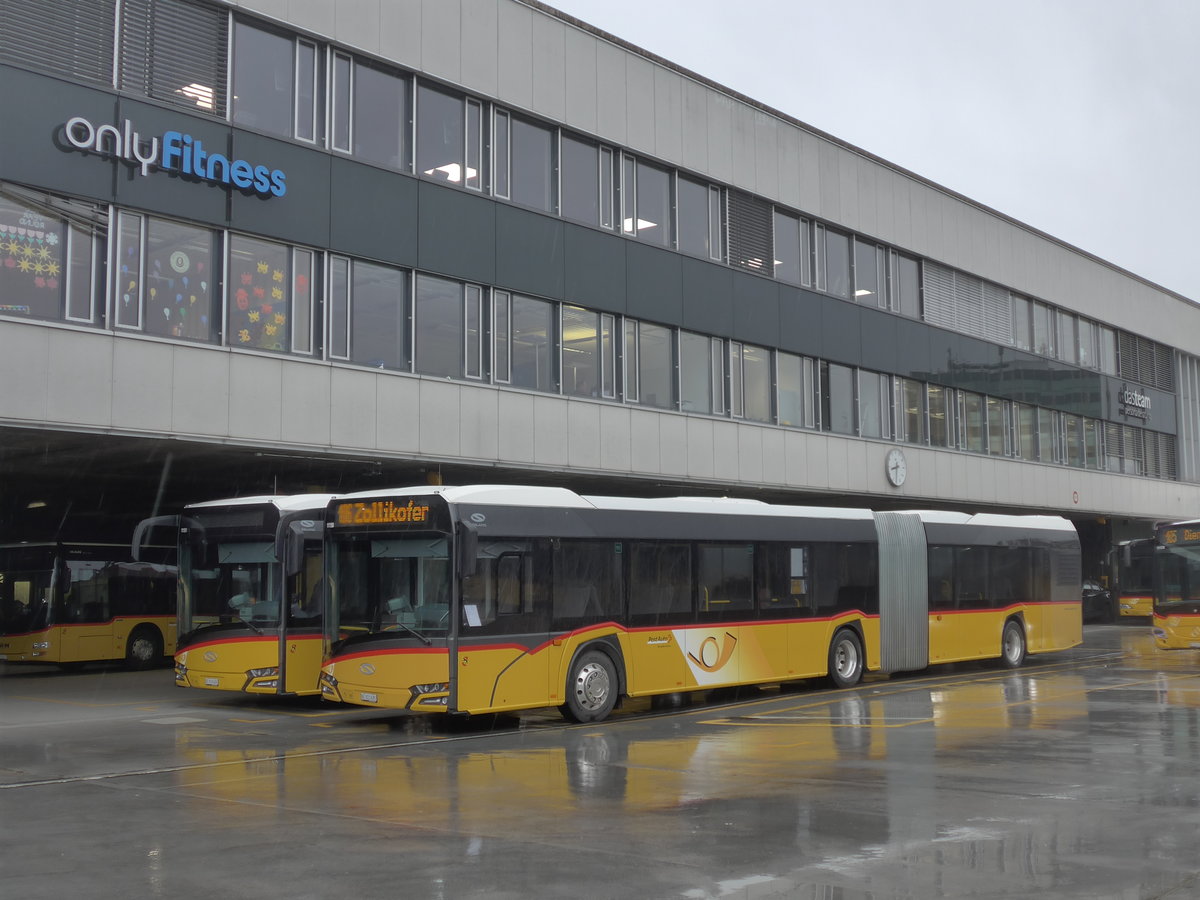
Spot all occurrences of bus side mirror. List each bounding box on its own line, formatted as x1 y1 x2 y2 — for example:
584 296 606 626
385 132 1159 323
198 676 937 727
458 522 479 576
279 518 323 577
131 515 181 561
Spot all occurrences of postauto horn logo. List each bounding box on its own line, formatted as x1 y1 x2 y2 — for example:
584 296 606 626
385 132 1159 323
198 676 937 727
62 116 287 198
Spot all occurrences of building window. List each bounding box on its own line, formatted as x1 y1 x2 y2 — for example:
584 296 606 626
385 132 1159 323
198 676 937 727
560 135 604 226
773 210 810 286
495 112 553 211
231 21 314 139
562 304 615 399
740 343 772 423
890 251 920 318
821 362 855 435
332 55 409 169
679 330 718 413
626 319 673 409
328 256 408 371
854 239 885 308
859 371 890 439
1032 302 1054 356
0 188 102 327
622 156 671 248
228 235 317 353
777 353 815 428
120 0 227 115
419 83 478 187
960 391 985 453
413 274 463 379
927 385 951 447
1015 403 1037 461
504 294 555 393
899 378 926 445
1012 295 1032 351
815 225 851 299
1056 310 1078 364
1037 408 1057 463
986 397 1009 456
677 176 722 261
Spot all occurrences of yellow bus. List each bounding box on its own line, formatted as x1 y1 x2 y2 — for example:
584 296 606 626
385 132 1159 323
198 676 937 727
318 486 1082 722
0 542 176 669
1112 538 1156 618
134 494 334 696
1151 521 1200 650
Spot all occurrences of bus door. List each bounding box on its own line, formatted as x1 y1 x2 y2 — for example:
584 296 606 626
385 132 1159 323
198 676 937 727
455 540 551 714
873 512 929 673
281 537 325 694
55 558 113 662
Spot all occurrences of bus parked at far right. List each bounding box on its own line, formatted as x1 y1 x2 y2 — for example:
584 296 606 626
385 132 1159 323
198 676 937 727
1152 521 1200 650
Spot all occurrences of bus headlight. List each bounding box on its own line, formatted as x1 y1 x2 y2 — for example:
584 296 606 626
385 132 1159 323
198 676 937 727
410 682 450 697
32 641 50 650
320 671 339 697
248 667 279 678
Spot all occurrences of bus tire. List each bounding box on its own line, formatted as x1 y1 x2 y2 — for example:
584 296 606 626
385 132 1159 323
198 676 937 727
1000 619 1026 669
125 626 163 671
825 628 864 689
561 649 619 723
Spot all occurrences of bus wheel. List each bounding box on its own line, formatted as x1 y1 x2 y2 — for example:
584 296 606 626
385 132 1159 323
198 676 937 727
125 627 163 671
1001 619 1026 669
826 628 864 689
561 650 618 723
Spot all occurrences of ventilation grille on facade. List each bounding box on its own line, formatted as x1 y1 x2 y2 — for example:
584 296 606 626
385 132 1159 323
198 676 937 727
1119 331 1175 391
118 0 227 115
727 191 773 275
0 0 115 87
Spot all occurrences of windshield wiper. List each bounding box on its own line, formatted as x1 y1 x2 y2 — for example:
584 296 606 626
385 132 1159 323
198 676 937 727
230 614 264 635
387 620 431 646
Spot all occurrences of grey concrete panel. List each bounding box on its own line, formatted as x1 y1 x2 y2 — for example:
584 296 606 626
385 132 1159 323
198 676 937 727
171 345 230 436
329 366 379 450
333 0 382 55
419 380 462 456
595 41 628 147
228 133 331 249
776 124 802 212
819 298 862 368
653 68 683 166
533 395 570 466
753 112 780 201
624 53 655 155
680 257 734 337
778 286 825 358
817 139 841 222
680 80 709 175
286 0 337 45
495 205 565 300
236 0 288 21
0 322 50 422
497 390 536 462
737 425 765 483
280 360 333 447
658 413 689 477
329 159 418 268
457 382 500 460
705 93 735 187
625 242 683 326
531 14 567 122
628 407 661 474
729 103 757 192
2 68 120 206
497 1 534 112
797 131 822 215
380 0 425 70
731 275 780 348
563 224 626 315
838 152 861 233
419 0 462 84
685 417 715 479
459 0 499 96
228 353 284 441
598 404 633 471
562 25 598 134
111 340 174 432
47 330 111 427
416 181 497 285
375 373 421 454
566 400 602 469
111 99 231 226
710 418 740 481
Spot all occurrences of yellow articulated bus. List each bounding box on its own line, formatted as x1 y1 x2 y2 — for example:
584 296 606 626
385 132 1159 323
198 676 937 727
0 542 176 669
134 494 335 696
318 486 1082 722
1152 520 1200 650
1112 538 1156 618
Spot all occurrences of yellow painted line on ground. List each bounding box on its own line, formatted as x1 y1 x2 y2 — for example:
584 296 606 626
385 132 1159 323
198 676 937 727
229 717 275 724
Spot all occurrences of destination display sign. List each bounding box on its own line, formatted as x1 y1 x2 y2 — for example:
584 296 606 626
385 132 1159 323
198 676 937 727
335 499 434 527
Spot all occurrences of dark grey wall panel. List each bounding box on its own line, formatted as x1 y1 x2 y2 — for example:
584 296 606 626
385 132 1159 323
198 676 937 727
625 241 682 325
564 224 626 314
819 297 862 367
329 159 417 268
859 305 900 375
891 316 934 382
229 132 330 248
778 286 825 358
731 274 779 347
417 180 496 285
1 67 119 204
680 257 732 336
114 98 230 226
495 205 564 299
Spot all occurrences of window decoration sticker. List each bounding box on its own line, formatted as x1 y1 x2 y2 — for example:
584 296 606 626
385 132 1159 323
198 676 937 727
229 236 290 351
0 197 63 318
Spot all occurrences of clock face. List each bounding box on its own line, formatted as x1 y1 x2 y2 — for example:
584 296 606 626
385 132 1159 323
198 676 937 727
886 449 907 486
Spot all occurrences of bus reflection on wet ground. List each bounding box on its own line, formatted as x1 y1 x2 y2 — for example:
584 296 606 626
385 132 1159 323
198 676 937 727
2 625 1199 899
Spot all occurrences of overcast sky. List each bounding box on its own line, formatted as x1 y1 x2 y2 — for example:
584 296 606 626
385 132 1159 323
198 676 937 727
546 0 1200 304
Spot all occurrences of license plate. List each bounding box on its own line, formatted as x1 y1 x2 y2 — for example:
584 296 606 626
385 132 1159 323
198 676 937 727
205 677 220 687
360 692 378 703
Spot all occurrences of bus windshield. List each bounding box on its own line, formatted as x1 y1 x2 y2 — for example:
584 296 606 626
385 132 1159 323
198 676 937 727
331 536 451 642
184 540 279 634
1156 543 1200 611
0 563 51 635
